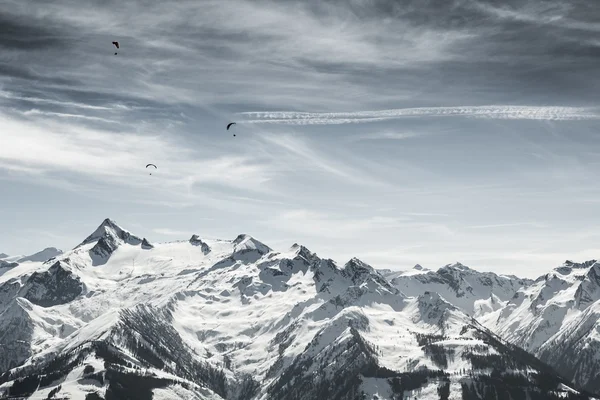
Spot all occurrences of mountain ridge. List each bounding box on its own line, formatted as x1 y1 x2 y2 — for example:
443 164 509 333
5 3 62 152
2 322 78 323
0 218 597 400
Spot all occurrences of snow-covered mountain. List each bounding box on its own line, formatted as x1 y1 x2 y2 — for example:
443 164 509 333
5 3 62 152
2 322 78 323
0 219 596 399
0 260 19 275
17 247 63 263
0 248 63 280
385 262 533 318
0 255 23 264
480 260 600 395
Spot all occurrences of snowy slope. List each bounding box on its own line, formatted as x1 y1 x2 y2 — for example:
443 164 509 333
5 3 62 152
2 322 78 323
0 219 595 400
481 260 600 395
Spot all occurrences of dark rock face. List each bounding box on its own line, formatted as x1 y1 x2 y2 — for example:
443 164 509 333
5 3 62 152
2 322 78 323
189 235 210 254
343 258 394 291
0 279 20 310
90 236 119 259
574 264 600 308
0 302 34 373
80 219 143 264
417 291 457 325
537 308 600 396
0 260 18 270
19 261 83 307
141 238 154 250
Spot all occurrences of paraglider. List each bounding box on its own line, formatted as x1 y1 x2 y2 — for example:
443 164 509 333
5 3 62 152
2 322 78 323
227 122 236 137
145 164 157 175
112 41 119 55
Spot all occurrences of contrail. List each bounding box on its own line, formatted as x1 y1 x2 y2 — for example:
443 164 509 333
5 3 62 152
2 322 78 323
240 117 392 125
238 105 600 125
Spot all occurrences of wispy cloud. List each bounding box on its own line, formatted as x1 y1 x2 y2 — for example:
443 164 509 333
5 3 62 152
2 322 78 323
254 132 393 189
266 209 410 239
0 90 119 111
466 222 548 230
21 109 120 124
471 1 600 33
266 209 456 240
152 228 192 236
348 130 425 142
0 112 276 194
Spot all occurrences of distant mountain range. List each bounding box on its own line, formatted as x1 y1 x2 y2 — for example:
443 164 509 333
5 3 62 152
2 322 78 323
0 218 597 399
0 247 63 264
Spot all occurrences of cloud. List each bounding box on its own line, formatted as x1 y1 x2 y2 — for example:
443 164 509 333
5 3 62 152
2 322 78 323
348 130 425 142
0 11 69 50
466 222 548 230
266 209 409 239
0 0 475 116
266 209 456 240
254 132 394 189
0 112 277 195
256 133 354 179
0 90 115 110
151 228 192 236
470 1 600 33
21 109 120 124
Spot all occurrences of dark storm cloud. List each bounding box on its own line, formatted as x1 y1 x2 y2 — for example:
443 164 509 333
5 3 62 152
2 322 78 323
1 0 598 121
0 63 76 84
0 12 69 50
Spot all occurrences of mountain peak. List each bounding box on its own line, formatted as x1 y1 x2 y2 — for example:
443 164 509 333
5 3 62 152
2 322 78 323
189 235 210 254
342 257 394 291
79 218 136 247
0 253 8 259
442 261 472 271
563 259 597 269
189 234 203 244
414 290 459 326
417 290 458 313
345 257 374 273
232 234 271 255
436 262 479 279
233 233 251 244
574 263 600 308
79 219 142 263
290 243 317 260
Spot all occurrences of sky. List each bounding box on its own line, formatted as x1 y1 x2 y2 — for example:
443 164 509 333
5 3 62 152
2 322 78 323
1 0 600 278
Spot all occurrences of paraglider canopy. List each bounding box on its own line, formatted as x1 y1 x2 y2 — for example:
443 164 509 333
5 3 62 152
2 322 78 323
112 41 119 55
227 122 236 136
146 164 157 175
